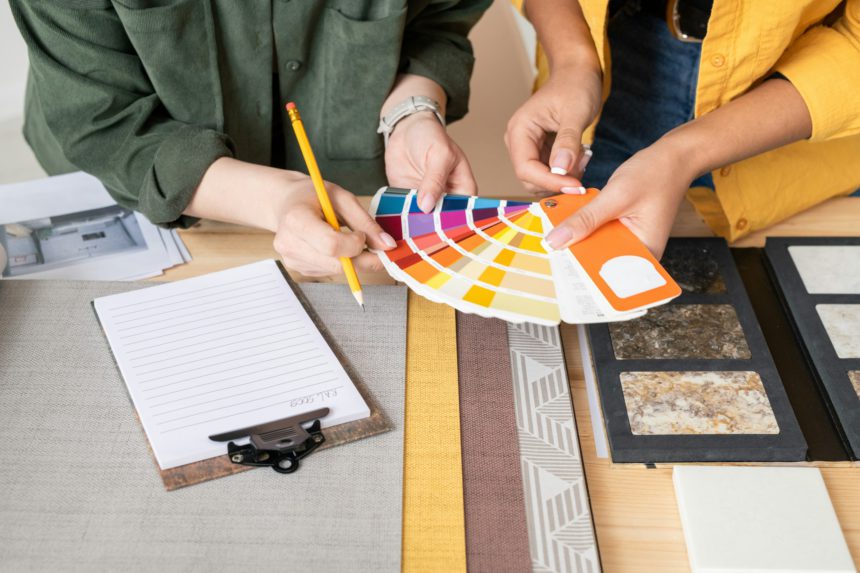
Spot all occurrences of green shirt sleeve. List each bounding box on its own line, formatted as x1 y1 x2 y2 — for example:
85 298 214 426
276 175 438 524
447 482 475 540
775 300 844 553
10 0 233 227
402 0 492 122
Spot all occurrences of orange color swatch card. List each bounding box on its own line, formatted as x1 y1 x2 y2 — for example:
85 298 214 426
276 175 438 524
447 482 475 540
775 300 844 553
369 187 681 325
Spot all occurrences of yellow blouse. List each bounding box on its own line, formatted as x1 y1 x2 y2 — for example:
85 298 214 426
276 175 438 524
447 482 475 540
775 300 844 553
520 0 860 241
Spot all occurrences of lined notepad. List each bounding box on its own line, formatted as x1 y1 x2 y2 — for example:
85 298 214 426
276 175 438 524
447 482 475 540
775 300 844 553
94 260 370 470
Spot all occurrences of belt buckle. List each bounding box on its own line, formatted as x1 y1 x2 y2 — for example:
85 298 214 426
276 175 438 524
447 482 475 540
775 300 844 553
666 0 703 43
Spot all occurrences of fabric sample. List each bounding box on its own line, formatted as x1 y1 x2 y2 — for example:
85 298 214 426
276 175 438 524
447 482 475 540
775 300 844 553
620 371 779 435
456 313 531 573
609 304 751 360
0 280 407 573
507 322 601 573
402 293 467 573
816 304 860 359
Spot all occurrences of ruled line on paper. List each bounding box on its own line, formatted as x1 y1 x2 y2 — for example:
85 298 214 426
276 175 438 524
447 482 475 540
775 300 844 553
93 259 371 470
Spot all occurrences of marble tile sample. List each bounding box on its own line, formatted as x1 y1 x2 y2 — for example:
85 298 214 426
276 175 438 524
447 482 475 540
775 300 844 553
849 371 860 401
816 304 860 359
789 245 860 294
620 371 780 435
661 242 727 294
609 304 751 360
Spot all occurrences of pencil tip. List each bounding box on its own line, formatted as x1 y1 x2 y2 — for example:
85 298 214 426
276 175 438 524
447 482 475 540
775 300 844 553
352 290 365 309
361 303 366 312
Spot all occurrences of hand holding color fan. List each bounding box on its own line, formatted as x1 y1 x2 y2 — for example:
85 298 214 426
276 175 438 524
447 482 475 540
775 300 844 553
369 188 681 325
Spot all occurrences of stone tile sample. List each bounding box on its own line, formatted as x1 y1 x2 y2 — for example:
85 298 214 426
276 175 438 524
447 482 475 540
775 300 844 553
661 242 727 294
849 371 860 401
789 246 860 294
609 304 751 360
620 371 779 435
816 304 860 359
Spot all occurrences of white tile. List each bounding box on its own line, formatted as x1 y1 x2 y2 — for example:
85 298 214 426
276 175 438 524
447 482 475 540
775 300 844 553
673 466 855 573
790 246 860 294
817 304 860 359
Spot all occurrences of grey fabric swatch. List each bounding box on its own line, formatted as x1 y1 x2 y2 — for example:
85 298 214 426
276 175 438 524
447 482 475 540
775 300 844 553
507 322 601 573
0 279 407 573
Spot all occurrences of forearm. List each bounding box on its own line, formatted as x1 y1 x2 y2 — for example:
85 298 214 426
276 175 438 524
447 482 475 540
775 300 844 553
661 79 813 179
524 0 599 70
381 73 448 118
183 157 293 232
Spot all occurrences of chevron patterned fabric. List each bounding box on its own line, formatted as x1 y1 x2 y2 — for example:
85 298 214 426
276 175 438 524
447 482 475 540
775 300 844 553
507 322 602 573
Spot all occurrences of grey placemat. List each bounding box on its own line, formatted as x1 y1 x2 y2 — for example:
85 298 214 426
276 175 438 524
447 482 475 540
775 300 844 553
507 322 601 573
0 279 407 573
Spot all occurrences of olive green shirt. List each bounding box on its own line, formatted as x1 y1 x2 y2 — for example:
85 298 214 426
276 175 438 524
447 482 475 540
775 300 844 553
11 0 489 226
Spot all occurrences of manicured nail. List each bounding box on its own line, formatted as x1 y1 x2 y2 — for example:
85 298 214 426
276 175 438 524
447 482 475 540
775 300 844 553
546 226 573 250
561 186 586 195
419 194 435 213
550 149 574 175
379 232 397 249
578 147 593 173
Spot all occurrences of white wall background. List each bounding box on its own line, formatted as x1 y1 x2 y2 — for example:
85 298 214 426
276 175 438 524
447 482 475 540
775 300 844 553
0 3 29 123
0 0 536 190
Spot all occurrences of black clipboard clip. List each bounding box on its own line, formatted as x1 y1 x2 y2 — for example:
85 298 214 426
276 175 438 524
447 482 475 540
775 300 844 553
209 407 329 474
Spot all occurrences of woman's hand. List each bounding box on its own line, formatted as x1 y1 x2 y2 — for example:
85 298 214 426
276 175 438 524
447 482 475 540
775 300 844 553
186 158 396 277
545 138 696 258
385 111 477 213
271 175 397 276
505 60 603 195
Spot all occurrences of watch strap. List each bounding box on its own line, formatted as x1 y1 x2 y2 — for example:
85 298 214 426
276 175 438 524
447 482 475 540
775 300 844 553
377 96 445 147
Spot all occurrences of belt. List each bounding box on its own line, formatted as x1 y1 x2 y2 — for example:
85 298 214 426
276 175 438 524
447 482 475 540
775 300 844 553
639 0 712 42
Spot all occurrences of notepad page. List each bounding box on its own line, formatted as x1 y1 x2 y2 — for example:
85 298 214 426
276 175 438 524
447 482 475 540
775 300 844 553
94 259 370 470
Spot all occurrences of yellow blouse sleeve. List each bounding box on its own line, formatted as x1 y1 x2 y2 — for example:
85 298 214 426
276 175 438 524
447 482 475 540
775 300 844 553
775 0 860 140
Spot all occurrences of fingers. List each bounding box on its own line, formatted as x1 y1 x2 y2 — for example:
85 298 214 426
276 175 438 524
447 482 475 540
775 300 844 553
548 125 583 176
446 148 478 197
545 190 623 250
328 185 397 250
506 115 584 193
416 145 456 213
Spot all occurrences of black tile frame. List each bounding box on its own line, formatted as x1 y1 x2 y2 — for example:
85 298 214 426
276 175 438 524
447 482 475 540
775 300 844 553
764 237 860 459
587 238 807 463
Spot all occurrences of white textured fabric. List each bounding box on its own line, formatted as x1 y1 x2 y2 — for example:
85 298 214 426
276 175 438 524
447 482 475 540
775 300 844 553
0 279 407 573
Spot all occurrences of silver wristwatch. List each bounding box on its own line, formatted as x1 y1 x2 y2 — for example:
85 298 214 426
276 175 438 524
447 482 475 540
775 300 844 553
377 95 445 147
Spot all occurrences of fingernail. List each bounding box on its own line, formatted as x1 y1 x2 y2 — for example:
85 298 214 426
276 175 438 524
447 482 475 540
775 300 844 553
550 149 574 175
419 194 435 213
577 147 593 173
379 232 397 249
546 226 573 250
561 186 587 195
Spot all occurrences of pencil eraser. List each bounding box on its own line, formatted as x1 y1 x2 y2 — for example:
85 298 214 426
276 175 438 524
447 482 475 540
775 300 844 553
286 102 297 110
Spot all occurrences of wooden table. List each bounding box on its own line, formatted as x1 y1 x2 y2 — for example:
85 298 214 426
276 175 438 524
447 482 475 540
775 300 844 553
166 196 860 572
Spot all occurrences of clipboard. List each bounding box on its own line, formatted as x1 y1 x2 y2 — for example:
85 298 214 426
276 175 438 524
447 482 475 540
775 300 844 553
95 262 392 491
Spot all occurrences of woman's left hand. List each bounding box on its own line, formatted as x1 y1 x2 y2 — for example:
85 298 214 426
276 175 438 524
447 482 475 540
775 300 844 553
384 111 477 213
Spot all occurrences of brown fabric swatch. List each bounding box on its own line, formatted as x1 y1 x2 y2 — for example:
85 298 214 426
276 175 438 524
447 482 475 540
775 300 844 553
456 312 532 573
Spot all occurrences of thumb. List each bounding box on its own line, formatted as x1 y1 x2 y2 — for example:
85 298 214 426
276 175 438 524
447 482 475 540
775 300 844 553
417 147 456 213
545 192 622 250
548 123 584 176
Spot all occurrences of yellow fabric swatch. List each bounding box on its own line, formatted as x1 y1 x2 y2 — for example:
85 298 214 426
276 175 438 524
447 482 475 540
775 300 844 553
402 293 467 573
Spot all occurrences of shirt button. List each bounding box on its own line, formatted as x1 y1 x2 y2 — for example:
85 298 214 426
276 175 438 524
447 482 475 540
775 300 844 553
710 54 726 68
720 166 732 177
286 60 303 72
736 217 748 231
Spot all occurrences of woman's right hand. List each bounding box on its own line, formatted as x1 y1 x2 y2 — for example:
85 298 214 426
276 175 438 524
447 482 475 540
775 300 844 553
505 60 603 195
271 174 397 277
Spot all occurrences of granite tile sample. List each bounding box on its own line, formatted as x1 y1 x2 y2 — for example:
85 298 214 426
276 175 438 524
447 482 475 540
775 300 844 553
620 371 780 435
849 371 860 401
789 246 860 294
816 304 860 359
609 304 751 360
661 242 727 294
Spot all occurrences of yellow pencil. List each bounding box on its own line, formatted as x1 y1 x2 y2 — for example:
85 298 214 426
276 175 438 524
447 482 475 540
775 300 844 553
286 101 364 309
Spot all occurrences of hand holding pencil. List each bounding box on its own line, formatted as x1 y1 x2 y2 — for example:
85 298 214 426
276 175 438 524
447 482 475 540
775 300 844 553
286 102 395 307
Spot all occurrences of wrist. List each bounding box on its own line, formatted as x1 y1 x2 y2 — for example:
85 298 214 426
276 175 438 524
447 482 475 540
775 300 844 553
548 45 602 77
654 124 711 183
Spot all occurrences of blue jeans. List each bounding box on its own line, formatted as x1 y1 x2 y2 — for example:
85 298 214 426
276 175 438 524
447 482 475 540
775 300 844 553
583 3 714 189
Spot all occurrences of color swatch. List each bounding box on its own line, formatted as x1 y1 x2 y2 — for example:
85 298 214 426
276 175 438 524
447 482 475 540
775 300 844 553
369 188 681 325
